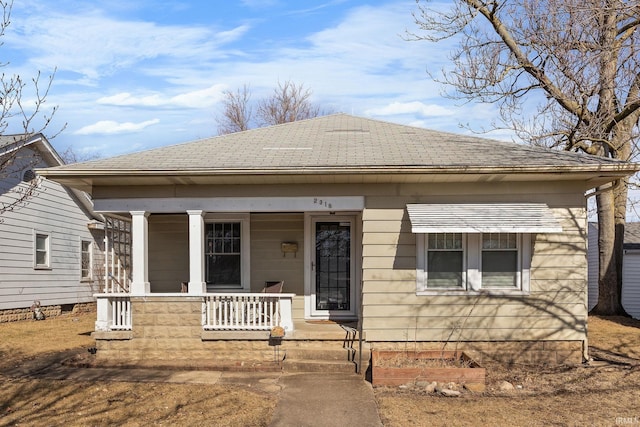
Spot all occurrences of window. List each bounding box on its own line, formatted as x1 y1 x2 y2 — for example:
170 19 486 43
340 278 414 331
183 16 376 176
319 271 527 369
418 232 530 294
482 233 518 288
34 232 50 269
426 233 465 289
204 216 250 290
81 240 92 280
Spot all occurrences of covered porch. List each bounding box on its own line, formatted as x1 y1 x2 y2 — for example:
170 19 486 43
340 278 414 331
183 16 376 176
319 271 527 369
92 293 365 373
93 196 365 338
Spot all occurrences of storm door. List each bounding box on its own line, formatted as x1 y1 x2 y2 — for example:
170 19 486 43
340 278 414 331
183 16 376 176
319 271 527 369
311 217 356 317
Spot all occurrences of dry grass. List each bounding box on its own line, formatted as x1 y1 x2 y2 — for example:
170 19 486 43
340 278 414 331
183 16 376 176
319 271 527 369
375 315 640 427
2 313 640 426
0 313 275 426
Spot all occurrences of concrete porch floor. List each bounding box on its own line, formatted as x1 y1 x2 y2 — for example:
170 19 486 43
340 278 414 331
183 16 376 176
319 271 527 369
286 319 359 340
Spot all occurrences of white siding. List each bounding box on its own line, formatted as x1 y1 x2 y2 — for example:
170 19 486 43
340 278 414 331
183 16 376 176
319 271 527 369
622 251 640 319
0 147 102 310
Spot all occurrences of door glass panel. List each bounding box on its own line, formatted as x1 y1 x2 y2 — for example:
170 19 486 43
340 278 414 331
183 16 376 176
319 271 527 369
315 222 350 311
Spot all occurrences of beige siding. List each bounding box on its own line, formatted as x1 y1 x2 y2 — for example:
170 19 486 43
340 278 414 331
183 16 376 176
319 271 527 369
148 215 189 293
145 213 306 318
250 213 304 296
361 187 588 343
95 179 592 339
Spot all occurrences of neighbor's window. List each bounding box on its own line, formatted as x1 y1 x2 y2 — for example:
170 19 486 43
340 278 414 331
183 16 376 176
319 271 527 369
205 222 242 288
34 232 50 269
81 240 92 280
418 232 530 294
426 233 465 289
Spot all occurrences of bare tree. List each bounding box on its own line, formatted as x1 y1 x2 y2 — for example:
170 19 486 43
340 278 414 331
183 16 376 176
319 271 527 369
216 80 324 134
0 0 62 217
256 80 321 126
58 146 101 164
216 84 252 135
410 0 640 315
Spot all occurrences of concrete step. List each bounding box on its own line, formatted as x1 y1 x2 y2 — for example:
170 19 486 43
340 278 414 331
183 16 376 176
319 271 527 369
79 356 284 372
281 345 371 374
283 348 353 361
282 358 358 374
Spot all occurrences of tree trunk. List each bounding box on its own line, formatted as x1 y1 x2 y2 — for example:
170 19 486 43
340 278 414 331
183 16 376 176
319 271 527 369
592 187 625 315
592 188 622 315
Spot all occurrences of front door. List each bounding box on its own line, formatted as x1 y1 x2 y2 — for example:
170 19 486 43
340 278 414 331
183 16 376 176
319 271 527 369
311 216 356 318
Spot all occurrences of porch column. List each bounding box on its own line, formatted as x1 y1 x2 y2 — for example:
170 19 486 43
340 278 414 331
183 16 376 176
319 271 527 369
187 210 207 295
130 211 150 295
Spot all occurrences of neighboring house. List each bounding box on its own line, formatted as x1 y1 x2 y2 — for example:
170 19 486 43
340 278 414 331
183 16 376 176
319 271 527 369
588 222 640 319
0 134 104 322
39 114 637 368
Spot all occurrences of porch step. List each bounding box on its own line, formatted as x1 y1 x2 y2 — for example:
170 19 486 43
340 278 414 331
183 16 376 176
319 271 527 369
280 344 371 374
100 358 284 372
282 358 358 374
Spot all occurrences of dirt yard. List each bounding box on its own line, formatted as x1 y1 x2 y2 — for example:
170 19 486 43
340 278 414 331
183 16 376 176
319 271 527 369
1 313 639 426
375 316 640 427
0 313 275 426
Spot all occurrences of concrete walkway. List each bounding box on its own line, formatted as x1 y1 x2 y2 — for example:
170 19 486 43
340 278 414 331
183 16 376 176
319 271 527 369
269 372 383 427
7 350 383 426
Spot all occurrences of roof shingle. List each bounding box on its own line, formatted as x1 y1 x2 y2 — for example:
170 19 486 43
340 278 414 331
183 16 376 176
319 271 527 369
49 114 630 172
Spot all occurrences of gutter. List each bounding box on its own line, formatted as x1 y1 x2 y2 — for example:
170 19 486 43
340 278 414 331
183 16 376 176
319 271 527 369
36 163 640 178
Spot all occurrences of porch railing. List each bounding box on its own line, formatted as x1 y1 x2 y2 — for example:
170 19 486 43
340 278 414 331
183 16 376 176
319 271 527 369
95 294 132 331
94 292 295 333
203 293 295 332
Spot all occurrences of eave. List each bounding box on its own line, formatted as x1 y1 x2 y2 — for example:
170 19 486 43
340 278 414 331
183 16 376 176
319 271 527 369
36 163 639 194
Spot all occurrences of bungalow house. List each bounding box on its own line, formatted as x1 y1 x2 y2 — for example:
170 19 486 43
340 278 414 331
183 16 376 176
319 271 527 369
0 134 104 322
588 222 640 319
38 114 638 369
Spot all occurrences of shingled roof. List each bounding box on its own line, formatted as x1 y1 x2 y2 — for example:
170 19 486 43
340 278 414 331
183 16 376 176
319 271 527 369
45 114 633 172
37 114 639 194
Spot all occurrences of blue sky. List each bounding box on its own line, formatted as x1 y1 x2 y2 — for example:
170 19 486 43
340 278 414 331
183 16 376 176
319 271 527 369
3 0 506 158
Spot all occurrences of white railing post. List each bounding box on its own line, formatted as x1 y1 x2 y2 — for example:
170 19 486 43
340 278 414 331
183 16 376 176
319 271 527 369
95 296 110 331
279 297 294 332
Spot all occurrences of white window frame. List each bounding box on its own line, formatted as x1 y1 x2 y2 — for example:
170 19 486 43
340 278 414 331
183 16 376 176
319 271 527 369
81 239 93 281
422 233 466 291
33 231 51 269
203 213 251 291
417 232 531 295
479 233 522 290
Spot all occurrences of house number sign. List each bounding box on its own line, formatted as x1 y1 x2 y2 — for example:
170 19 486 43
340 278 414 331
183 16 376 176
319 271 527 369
313 198 333 209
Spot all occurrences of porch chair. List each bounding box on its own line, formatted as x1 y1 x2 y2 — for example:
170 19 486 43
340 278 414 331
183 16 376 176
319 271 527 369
262 280 284 294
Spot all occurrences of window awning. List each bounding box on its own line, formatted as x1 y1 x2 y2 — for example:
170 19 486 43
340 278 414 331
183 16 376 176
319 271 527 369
406 203 563 233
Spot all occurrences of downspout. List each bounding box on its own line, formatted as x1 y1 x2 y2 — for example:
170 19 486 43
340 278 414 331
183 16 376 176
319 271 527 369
582 179 620 363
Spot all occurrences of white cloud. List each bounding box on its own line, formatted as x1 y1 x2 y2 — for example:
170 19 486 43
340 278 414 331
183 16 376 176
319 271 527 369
9 1 481 157
7 8 250 82
365 101 455 117
96 84 227 109
74 119 160 135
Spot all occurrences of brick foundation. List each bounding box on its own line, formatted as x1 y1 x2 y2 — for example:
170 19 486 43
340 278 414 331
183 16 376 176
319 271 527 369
92 297 583 367
0 302 96 323
370 340 584 365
